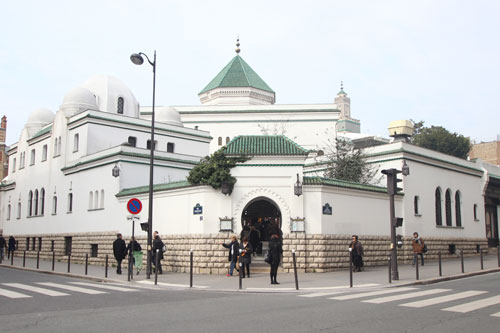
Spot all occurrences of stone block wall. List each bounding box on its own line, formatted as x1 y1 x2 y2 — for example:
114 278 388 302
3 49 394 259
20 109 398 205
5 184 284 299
6 232 489 274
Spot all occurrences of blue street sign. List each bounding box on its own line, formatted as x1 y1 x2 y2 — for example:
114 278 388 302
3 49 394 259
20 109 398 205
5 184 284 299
127 198 142 215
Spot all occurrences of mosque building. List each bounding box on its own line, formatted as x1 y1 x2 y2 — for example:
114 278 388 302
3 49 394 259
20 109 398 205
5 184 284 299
1 41 499 273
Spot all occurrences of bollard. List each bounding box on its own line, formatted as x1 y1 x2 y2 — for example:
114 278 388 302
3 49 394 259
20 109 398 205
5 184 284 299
154 249 159 286
128 257 131 282
11 250 14 266
85 253 89 275
438 251 442 277
480 249 484 270
37 251 40 269
52 251 55 271
292 249 299 290
461 249 464 273
498 247 500 267
349 249 353 288
388 257 392 284
105 255 109 278
415 256 419 280
239 262 243 290
189 249 193 288
67 253 71 273
23 251 26 267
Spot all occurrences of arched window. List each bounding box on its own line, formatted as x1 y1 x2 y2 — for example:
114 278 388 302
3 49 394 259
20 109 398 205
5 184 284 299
218 137 222 146
42 145 48 161
73 134 79 152
226 137 230 144
28 191 33 217
40 188 45 215
167 142 175 153
17 202 21 219
414 196 420 215
455 191 462 227
146 140 157 150
30 149 36 165
94 190 99 209
435 187 442 226
117 97 124 114
68 193 73 213
54 138 58 157
58 136 62 155
100 189 105 208
12 158 16 172
52 196 57 215
445 189 452 226
34 190 39 215
7 204 11 220
89 191 94 210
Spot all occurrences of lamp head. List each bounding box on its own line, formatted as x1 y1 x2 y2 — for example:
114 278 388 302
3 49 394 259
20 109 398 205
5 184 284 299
130 53 144 65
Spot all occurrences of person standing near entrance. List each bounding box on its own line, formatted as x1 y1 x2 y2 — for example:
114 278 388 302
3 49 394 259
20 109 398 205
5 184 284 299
152 231 165 274
268 234 283 284
222 235 239 276
412 232 425 266
239 236 253 278
0 233 6 261
349 235 364 272
7 236 16 260
112 233 127 275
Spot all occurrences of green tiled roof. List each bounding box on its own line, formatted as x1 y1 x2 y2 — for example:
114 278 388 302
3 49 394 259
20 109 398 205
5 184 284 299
116 180 194 197
199 55 274 94
224 135 308 156
303 176 389 194
337 90 347 95
30 125 52 140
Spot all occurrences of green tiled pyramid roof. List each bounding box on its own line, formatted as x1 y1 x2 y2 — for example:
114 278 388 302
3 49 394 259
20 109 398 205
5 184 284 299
199 55 274 94
224 135 308 156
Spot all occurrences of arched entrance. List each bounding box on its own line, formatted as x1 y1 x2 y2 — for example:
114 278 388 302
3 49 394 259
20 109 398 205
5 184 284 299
241 197 281 242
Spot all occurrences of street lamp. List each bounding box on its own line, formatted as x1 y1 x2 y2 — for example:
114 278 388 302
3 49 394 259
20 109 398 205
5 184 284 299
294 173 303 196
130 51 156 279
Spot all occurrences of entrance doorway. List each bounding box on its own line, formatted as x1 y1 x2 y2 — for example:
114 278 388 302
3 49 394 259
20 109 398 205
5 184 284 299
241 197 281 243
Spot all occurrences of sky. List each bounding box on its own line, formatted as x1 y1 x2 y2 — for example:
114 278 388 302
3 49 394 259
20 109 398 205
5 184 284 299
1 0 499 146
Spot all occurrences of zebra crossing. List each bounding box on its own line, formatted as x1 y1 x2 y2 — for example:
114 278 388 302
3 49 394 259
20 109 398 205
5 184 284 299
0 281 140 299
300 286 500 318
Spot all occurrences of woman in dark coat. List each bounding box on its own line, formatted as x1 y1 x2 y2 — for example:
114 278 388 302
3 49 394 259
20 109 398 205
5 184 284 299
349 235 364 272
7 236 16 259
268 234 283 284
222 235 239 276
239 237 253 278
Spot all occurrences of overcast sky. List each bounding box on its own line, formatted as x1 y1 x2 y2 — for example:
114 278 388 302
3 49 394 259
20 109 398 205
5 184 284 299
1 0 499 146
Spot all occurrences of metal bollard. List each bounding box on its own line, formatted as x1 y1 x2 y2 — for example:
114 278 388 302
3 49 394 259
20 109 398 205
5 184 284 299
415 256 419 280
189 249 193 288
461 249 464 273
105 255 109 278
349 249 353 288
480 249 484 270
128 256 131 282
438 251 442 277
292 249 299 290
239 262 242 290
37 251 40 269
498 247 500 267
154 249 159 286
67 253 71 273
11 250 14 265
388 257 392 284
52 251 55 271
23 251 26 267
85 253 89 275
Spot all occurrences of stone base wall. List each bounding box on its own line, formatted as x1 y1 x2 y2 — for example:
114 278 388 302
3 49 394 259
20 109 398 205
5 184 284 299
6 232 490 274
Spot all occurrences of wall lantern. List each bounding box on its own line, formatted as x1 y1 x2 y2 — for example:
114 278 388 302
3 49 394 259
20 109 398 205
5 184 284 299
294 173 303 197
112 162 120 177
402 160 410 176
221 181 232 195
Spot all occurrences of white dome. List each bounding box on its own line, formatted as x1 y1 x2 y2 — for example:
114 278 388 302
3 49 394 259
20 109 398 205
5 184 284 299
61 87 98 110
80 75 139 117
156 106 183 126
27 108 55 127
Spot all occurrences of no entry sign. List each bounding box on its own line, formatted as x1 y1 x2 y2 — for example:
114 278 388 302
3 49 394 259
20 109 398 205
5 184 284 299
127 198 142 215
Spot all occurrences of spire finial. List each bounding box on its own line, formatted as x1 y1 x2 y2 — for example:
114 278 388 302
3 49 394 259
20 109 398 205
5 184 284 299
340 81 344 91
235 36 240 54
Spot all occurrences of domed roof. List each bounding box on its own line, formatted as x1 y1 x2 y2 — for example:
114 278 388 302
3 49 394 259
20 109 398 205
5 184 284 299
156 106 183 127
61 86 98 109
27 108 55 127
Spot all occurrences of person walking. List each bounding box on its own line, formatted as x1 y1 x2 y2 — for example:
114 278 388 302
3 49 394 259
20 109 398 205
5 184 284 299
126 236 142 275
412 232 425 266
0 233 6 261
268 234 283 284
222 235 239 276
349 235 364 272
152 231 165 274
7 236 16 260
239 236 253 278
112 233 127 275
249 226 260 256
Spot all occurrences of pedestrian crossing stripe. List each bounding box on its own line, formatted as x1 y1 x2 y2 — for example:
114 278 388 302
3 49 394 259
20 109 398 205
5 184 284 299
0 287 32 299
37 282 107 295
328 287 417 301
491 312 500 317
2 283 69 296
70 282 139 292
442 295 500 313
400 291 487 308
362 289 451 304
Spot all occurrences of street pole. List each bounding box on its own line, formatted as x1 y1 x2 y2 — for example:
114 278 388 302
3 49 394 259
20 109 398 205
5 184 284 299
389 190 399 280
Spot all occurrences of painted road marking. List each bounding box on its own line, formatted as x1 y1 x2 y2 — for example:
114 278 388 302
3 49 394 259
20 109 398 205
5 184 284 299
442 295 500 313
400 291 487 308
328 287 418 301
491 312 500 317
363 289 451 304
301 283 380 291
136 280 208 288
70 282 139 292
3 283 69 296
37 282 106 295
0 287 32 299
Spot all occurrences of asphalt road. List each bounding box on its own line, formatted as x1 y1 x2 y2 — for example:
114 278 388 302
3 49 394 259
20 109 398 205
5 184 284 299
1 267 500 332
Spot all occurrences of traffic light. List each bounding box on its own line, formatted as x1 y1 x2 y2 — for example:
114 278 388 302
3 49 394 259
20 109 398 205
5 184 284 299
394 217 403 227
140 222 149 232
382 169 403 195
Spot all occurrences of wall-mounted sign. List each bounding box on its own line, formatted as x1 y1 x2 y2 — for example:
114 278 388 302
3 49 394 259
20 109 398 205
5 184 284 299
193 203 203 215
322 203 332 215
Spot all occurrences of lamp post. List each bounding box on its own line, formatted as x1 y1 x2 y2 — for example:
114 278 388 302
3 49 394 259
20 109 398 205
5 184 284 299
131 51 156 279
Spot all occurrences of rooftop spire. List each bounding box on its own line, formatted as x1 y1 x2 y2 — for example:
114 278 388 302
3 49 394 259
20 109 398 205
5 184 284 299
235 36 240 54
340 81 344 91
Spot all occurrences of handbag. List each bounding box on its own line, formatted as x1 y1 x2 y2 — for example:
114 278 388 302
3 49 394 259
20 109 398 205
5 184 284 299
264 249 272 264
422 244 428 253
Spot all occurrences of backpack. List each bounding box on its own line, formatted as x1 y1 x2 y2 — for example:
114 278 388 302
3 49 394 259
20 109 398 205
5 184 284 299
264 249 272 264
422 244 428 253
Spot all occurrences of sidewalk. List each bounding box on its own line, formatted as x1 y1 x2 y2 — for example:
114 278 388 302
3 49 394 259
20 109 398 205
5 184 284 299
1 252 500 293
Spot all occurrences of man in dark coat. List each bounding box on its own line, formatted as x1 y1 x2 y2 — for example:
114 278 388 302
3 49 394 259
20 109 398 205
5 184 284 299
152 231 164 274
113 233 127 274
7 236 16 260
222 235 239 276
268 234 283 284
349 235 364 272
0 233 7 261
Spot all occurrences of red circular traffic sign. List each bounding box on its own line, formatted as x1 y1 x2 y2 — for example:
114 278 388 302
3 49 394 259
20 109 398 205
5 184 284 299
127 198 142 215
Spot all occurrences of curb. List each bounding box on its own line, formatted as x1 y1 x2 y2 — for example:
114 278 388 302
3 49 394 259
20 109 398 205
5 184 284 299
395 267 500 287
